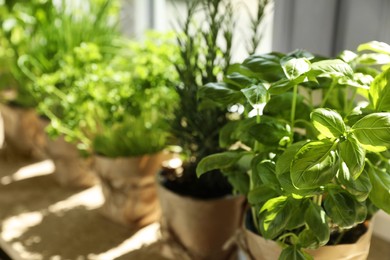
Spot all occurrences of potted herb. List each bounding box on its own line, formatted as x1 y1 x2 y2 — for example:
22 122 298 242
39 32 179 227
157 0 272 259
197 41 390 259
15 0 122 186
0 0 53 158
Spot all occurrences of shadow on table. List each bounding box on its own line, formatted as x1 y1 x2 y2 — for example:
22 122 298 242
115 241 170 260
10 206 136 259
0 174 77 221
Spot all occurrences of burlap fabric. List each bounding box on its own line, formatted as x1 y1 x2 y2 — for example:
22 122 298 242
94 154 164 228
158 184 246 260
46 135 97 188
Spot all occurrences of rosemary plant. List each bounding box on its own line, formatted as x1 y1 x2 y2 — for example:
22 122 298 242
165 0 272 198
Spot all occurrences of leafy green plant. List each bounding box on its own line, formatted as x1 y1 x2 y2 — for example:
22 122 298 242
35 32 179 158
197 41 390 259
164 0 272 198
0 0 121 107
0 0 53 104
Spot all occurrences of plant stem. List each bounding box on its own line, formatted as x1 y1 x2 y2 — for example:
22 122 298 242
320 78 337 108
290 84 298 129
334 229 346 245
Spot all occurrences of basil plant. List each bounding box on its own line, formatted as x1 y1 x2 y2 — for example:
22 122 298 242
197 41 390 259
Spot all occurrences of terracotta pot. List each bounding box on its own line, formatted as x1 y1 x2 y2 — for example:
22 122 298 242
241 221 374 260
94 153 164 228
45 135 97 188
158 183 246 260
0 104 46 159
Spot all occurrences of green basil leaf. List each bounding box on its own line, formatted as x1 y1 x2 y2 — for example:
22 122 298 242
357 41 390 55
248 117 292 146
241 83 269 108
367 164 390 214
324 189 367 228
286 199 308 230
299 229 320 249
248 185 279 205
264 92 311 122
259 196 294 239
291 140 338 189
277 171 321 196
280 245 313 260
355 53 390 66
281 58 311 80
196 151 247 177
338 50 357 63
369 69 390 112
224 72 255 89
242 53 283 75
311 108 346 139
198 82 242 105
339 135 366 179
305 202 330 247
311 59 353 78
276 141 308 176
252 160 280 191
268 78 295 95
351 113 390 152
225 170 250 195
337 166 372 202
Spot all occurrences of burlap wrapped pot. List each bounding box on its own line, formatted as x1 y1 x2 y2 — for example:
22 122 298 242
94 153 164 228
0 104 46 159
158 183 246 260
45 135 97 188
239 221 373 260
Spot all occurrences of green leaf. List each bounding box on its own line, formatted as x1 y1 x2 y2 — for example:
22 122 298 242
248 117 292 146
369 69 390 111
198 82 242 105
196 151 247 177
241 83 269 108
357 41 390 55
276 141 308 177
323 189 367 228
242 53 283 77
224 72 255 89
311 108 346 139
355 53 390 65
337 166 372 202
291 140 338 189
304 202 330 247
258 196 294 239
268 78 295 95
264 92 311 122
225 170 250 195
281 58 311 80
338 50 358 63
248 185 279 205
280 245 313 260
339 135 366 179
351 113 390 152
311 59 353 78
252 160 280 191
367 164 390 214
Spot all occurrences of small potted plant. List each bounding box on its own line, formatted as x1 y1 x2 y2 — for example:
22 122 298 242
0 0 53 159
40 32 179 227
15 0 122 187
157 0 272 259
197 41 390 259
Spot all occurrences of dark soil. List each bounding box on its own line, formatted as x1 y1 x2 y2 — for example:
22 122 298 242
328 222 368 245
158 163 233 199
